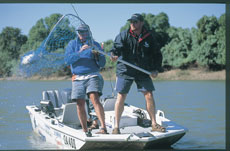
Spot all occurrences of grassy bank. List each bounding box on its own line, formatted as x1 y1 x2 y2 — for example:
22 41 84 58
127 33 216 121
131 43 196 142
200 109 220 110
0 68 225 81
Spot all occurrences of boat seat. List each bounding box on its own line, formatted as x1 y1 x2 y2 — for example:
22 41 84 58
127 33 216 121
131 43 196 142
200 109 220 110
103 97 117 111
60 102 80 126
42 90 62 108
42 89 73 108
59 88 72 104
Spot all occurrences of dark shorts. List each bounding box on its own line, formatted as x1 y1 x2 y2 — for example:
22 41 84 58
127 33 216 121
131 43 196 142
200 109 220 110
115 76 155 94
71 75 104 100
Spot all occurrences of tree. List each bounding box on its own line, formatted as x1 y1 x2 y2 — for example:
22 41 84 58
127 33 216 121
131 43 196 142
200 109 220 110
196 15 219 42
0 51 12 77
102 39 115 69
0 27 27 59
192 15 225 70
152 12 170 33
215 14 225 67
0 27 27 77
20 13 63 54
149 12 170 49
161 27 193 69
45 13 63 32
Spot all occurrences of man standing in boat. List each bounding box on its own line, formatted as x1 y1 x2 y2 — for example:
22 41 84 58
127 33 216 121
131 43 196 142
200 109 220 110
65 24 108 136
110 13 166 134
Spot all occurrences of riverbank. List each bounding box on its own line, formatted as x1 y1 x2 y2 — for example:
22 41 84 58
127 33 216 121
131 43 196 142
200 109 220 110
0 68 225 81
156 69 225 80
101 68 225 80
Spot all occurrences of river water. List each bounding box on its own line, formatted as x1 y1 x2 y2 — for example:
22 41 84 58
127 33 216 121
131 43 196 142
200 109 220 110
0 80 225 150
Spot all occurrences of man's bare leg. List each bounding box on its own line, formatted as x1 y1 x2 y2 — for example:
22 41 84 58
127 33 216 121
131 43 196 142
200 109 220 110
114 93 127 129
89 92 106 129
76 99 88 132
143 91 157 126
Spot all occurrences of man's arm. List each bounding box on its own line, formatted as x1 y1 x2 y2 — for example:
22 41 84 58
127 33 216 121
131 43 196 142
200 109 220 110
64 40 80 65
110 31 126 62
149 35 162 78
92 42 106 68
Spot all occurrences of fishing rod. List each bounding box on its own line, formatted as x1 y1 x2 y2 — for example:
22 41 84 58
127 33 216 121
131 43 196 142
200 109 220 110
92 49 152 75
69 4 152 76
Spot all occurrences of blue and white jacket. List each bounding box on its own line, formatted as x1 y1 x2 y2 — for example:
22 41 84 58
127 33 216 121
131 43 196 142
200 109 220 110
65 38 106 75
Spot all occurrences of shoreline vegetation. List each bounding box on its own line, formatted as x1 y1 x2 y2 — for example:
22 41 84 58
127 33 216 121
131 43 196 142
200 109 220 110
0 68 225 81
1 13 225 80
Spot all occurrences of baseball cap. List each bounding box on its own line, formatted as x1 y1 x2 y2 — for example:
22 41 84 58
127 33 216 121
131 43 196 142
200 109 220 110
77 24 89 31
127 13 144 22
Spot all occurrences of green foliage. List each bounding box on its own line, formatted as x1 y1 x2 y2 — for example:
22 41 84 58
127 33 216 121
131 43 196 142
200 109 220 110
142 13 155 30
196 15 218 42
196 35 218 66
151 12 170 33
0 27 27 59
0 27 27 77
0 12 226 77
215 14 225 66
20 13 62 54
45 13 63 32
0 51 12 77
0 51 21 77
192 15 225 70
162 14 225 70
102 39 116 68
161 27 193 68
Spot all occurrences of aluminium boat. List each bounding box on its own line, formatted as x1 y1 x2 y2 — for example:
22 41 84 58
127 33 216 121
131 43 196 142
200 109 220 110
26 88 188 150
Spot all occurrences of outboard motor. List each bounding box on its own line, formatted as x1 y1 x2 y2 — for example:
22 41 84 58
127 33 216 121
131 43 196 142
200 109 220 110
40 100 55 117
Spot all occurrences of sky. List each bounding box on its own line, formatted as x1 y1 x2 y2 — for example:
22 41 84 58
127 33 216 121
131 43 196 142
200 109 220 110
0 3 225 43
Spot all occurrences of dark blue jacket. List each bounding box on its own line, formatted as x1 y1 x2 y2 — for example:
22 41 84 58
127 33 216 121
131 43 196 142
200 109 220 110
110 27 162 80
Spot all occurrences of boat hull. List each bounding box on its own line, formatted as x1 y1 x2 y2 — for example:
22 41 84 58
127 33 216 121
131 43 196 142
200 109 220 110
26 104 187 150
81 132 185 150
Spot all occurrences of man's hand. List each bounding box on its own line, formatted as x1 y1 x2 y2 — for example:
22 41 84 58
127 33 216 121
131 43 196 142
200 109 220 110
79 44 90 52
150 71 158 78
110 52 118 62
72 74 77 82
92 50 99 61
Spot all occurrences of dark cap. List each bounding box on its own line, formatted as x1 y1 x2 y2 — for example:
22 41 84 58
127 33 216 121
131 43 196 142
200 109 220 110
127 13 144 22
77 24 89 31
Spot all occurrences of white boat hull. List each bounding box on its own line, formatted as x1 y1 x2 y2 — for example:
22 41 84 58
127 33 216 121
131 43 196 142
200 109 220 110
26 104 187 150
